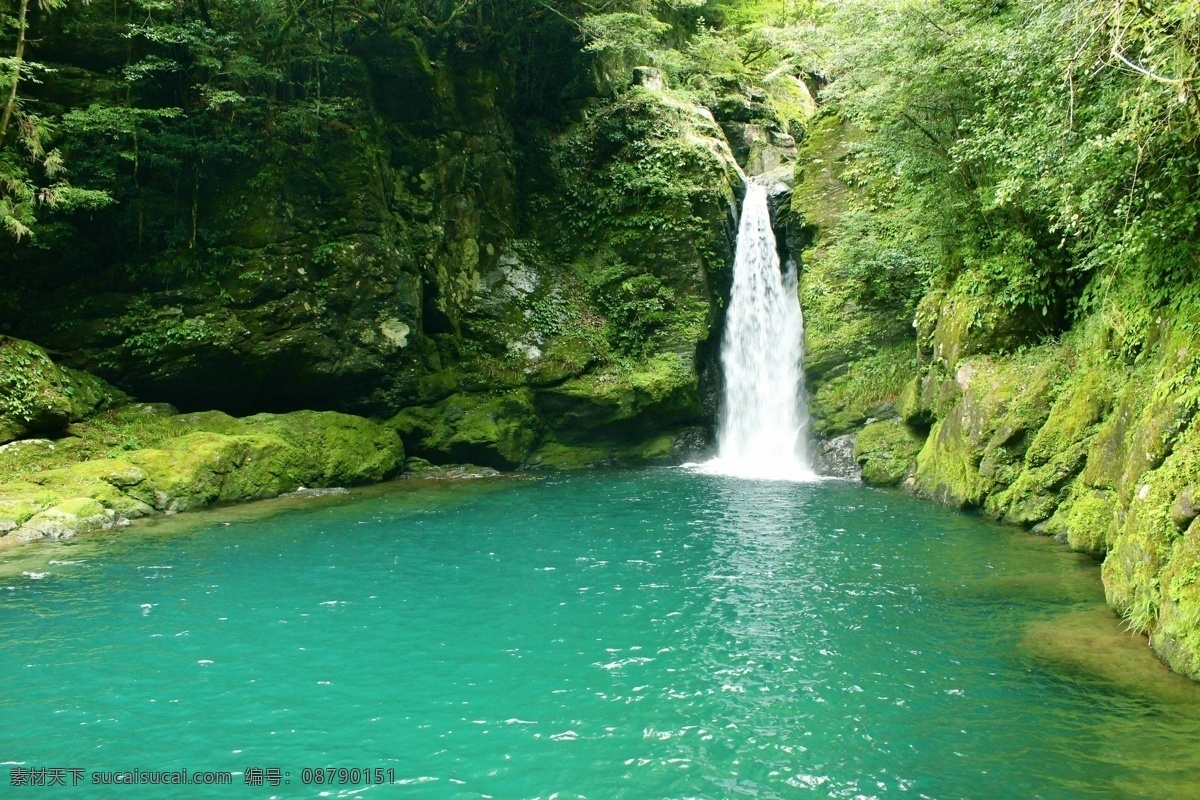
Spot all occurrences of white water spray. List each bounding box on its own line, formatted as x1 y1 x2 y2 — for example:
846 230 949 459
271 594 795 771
701 182 815 482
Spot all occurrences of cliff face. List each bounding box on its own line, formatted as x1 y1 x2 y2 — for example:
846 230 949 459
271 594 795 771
796 113 1200 680
901 286 1200 678
0 6 762 469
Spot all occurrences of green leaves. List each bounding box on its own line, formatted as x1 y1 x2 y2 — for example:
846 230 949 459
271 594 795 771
808 0 1200 324
581 12 670 62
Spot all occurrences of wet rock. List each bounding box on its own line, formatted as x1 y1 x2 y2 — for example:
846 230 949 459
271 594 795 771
282 487 351 499
854 419 924 486
0 410 403 544
814 433 860 479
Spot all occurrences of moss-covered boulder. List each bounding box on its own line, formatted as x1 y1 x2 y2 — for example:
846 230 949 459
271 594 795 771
854 419 924 486
386 354 708 470
911 349 1064 508
174 410 404 487
387 390 539 470
526 433 680 470
925 276 1045 370
0 409 403 543
0 337 126 445
808 342 918 438
535 353 704 444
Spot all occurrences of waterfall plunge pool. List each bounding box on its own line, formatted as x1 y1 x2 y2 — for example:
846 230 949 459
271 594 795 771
3 469 1200 799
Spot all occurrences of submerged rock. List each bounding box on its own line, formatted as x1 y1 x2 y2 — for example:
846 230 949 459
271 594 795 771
281 487 351 499
402 460 502 480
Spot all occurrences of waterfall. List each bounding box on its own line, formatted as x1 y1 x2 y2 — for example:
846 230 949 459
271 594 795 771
701 182 815 482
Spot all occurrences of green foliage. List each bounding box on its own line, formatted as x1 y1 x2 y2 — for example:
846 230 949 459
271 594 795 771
824 208 931 314
587 263 675 355
550 88 730 252
581 12 670 64
0 0 111 240
812 0 1200 318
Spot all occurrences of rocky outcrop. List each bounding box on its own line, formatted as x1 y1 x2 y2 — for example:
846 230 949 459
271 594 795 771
3 4 754 467
0 405 403 545
890 275 1200 678
854 419 922 486
820 280 1200 678
0 337 127 445
380 82 744 467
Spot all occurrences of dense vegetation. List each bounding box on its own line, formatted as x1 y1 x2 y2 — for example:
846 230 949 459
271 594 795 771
7 0 1198 329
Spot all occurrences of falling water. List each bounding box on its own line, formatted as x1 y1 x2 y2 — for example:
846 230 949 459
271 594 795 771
702 182 815 481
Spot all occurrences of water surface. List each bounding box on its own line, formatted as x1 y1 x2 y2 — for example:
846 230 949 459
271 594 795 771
3 470 1199 798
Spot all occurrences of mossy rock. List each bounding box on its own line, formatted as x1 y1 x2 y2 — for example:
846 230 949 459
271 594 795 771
0 409 403 543
534 353 702 443
1152 517 1200 679
126 432 296 512
1103 420 1200 633
526 433 679 470
387 390 539 469
808 342 918 438
927 276 1042 370
853 419 923 486
28 459 158 519
1023 368 1112 469
234 411 404 486
1054 488 1118 554
0 337 127 445
895 376 928 427
12 497 113 542
0 482 59 532
912 345 1069 511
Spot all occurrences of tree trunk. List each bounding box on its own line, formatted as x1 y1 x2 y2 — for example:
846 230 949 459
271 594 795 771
0 0 31 140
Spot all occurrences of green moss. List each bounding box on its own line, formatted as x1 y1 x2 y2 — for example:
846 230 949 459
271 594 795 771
895 376 926 426
16 498 111 542
526 441 615 470
0 336 127 444
0 409 403 542
527 432 678 470
1060 488 1117 554
220 411 403 486
853 419 924 486
1153 519 1200 679
809 342 919 437
0 482 57 531
1024 368 1113 468
986 466 1069 527
29 459 157 518
125 432 288 512
914 418 992 508
791 114 857 236
388 390 539 469
389 355 700 471
928 275 1044 370
536 352 702 442
912 349 1063 508
981 354 1118 527
1104 419 1200 633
